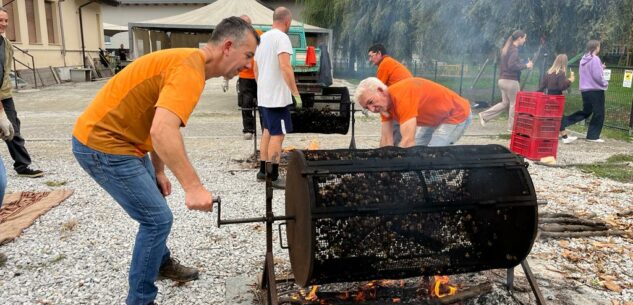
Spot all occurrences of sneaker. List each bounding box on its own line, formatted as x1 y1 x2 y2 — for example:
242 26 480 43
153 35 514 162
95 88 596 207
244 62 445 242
478 113 486 127
243 133 253 140
271 176 286 189
16 167 44 178
0 252 7 267
256 171 265 181
562 136 578 144
587 138 605 143
157 257 199 282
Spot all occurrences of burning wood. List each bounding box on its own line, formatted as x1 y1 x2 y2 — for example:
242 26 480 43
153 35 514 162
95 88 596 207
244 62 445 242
430 276 458 298
306 286 319 301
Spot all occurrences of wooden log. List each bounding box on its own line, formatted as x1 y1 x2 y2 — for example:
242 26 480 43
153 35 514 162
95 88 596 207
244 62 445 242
539 224 608 232
540 230 625 239
617 209 633 217
539 217 607 227
539 212 577 218
430 282 493 305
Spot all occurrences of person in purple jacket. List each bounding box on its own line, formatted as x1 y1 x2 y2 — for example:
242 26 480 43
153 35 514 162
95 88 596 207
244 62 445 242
560 40 608 143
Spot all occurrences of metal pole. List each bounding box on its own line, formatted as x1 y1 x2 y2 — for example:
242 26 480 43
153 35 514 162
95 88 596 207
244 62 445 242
539 52 548 86
434 60 438 81
78 1 96 68
12 58 17 90
31 56 37 88
629 97 633 136
459 56 465 96
491 61 497 103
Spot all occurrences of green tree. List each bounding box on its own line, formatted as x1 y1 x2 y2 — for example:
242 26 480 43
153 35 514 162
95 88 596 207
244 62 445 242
299 0 633 64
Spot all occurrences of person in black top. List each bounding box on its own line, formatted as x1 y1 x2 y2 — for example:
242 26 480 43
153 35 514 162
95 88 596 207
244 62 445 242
538 54 574 95
117 44 127 61
538 54 577 143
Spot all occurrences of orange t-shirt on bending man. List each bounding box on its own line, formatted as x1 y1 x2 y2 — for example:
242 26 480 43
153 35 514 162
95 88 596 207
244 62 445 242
238 29 264 80
376 56 413 86
73 48 206 157
381 78 471 127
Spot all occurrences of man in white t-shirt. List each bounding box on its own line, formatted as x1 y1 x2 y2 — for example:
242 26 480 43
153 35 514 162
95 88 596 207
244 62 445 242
253 6 301 189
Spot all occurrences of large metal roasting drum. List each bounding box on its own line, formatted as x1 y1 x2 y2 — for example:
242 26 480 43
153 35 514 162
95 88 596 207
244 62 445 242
285 145 538 287
290 87 351 134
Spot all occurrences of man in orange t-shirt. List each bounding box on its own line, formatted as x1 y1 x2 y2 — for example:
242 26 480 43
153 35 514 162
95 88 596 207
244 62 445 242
71 17 259 305
368 43 413 146
354 77 471 147
237 15 264 140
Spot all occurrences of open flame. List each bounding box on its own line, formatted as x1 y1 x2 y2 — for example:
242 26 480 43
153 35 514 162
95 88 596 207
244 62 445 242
306 285 319 301
430 275 458 298
308 139 319 150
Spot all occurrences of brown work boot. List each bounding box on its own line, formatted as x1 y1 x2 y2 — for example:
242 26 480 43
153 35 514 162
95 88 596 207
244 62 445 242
0 252 7 267
157 257 199 282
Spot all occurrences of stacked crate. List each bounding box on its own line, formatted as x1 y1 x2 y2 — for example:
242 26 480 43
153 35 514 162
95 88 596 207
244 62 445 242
510 92 565 160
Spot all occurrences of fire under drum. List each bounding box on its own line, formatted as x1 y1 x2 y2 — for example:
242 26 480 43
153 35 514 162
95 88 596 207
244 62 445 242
217 145 547 305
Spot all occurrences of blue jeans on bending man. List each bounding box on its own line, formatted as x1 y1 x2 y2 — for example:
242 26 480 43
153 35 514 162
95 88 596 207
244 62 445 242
73 137 177 305
415 116 472 146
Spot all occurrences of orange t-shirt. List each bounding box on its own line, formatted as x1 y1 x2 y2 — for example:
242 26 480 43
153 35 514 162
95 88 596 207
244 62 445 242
376 56 413 86
381 78 471 127
238 29 264 79
73 48 206 157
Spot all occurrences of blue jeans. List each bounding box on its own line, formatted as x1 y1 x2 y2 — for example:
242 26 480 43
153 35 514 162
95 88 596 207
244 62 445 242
415 116 472 146
72 137 172 305
0 157 6 207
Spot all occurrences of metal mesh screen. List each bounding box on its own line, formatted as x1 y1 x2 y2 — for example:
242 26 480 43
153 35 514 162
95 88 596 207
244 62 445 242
286 145 538 286
291 87 350 134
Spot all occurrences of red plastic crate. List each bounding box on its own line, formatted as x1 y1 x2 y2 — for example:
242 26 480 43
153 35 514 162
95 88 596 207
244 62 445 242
512 113 562 139
510 133 558 160
514 91 565 117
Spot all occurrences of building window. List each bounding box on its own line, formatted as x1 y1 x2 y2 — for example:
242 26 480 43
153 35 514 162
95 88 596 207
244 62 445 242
45 1 59 44
25 0 41 43
1 0 18 41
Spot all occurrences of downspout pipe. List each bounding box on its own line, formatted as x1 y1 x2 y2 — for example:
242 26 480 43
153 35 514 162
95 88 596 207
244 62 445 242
58 0 67 66
78 0 96 68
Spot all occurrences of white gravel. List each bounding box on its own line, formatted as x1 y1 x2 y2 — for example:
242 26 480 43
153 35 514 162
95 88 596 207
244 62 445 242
0 78 631 305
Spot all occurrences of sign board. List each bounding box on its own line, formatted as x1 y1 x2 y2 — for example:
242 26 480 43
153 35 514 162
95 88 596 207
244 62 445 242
623 70 633 88
603 69 611 81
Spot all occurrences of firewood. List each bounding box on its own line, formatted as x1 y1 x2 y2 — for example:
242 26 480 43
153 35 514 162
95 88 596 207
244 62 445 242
539 212 577 218
616 209 633 217
539 224 608 232
539 217 607 227
429 282 493 305
540 230 626 239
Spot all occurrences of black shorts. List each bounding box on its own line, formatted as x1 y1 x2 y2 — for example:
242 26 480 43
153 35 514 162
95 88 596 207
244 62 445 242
259 106 293 135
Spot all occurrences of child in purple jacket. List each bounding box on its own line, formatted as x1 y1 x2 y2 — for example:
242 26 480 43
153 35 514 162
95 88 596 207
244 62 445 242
560 40 608 143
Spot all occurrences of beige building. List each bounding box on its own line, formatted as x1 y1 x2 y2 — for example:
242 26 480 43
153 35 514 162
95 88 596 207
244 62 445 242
3 0 118 71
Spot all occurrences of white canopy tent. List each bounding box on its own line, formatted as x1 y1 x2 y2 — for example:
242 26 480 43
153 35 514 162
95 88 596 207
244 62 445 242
128 0 332 58
103 22 128 37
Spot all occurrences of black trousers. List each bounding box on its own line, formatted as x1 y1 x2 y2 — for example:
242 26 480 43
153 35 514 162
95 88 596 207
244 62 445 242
237 78 257 134
560 90 605 140
2 97 32 171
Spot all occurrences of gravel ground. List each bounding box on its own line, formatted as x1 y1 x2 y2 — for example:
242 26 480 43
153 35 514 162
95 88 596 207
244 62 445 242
0 78 631 305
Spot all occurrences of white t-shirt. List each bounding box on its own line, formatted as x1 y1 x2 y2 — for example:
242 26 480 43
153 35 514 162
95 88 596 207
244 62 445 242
255 28 294 108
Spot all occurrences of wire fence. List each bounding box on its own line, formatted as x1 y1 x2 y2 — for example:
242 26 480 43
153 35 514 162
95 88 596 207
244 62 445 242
334 56 633 135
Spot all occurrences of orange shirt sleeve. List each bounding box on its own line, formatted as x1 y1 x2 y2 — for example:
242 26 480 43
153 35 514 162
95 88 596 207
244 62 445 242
156 61 205 127
386 81 419 124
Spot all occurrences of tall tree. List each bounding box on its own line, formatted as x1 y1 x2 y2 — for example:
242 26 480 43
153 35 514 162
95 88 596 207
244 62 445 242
299 0 633 64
